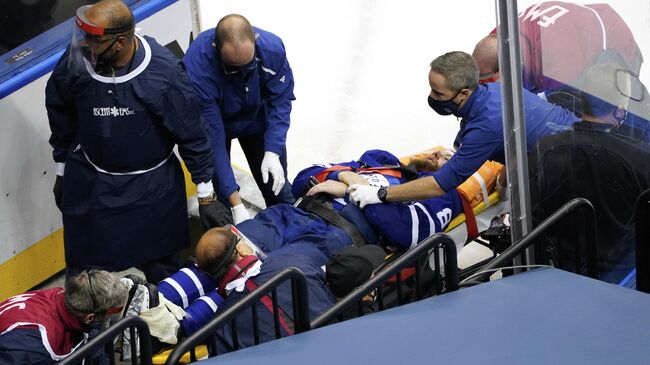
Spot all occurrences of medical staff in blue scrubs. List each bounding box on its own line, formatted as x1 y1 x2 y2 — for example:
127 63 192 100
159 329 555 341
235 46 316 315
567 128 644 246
46 0 226 283
183 14 296 224
348 51 577 207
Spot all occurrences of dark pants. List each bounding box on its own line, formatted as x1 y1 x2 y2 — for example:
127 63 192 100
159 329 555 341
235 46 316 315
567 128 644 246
225 132 295 207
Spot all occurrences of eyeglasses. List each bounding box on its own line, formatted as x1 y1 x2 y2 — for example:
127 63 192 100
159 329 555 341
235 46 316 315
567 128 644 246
223 59 257 75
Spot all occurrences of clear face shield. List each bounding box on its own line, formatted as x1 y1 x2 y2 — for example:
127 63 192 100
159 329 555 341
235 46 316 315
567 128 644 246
69 5 133 73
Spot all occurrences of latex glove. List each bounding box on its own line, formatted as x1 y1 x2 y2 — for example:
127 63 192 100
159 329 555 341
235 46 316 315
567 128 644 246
347 184 382 208
260 151 285 195
53 175 64 211
231 204 251 224
199 198 233 230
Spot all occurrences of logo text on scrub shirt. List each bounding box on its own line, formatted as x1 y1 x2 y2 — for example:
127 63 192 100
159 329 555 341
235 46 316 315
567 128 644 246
93 106 135 117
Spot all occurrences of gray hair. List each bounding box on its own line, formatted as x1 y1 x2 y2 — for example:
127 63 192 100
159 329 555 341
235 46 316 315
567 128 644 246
430 51 479 92
65 270 128 314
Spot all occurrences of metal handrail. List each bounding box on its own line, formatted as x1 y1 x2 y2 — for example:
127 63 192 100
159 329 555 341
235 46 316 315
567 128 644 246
165 267 310 365
311 234 458 329
59 316 153 365
470 198 598 283
635 189 650 293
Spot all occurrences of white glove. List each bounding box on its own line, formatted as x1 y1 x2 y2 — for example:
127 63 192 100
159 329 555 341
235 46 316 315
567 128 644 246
347 184 382 208
231 204 251 224
260 151 285 195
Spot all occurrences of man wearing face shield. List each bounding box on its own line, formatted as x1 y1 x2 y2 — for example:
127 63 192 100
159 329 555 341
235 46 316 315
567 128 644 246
183 14 296 225
0 270 128 365
529 62 650 284
348 51 577 208
46 0 229 284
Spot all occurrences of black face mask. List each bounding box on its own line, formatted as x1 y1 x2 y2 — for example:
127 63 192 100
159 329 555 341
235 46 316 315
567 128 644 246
94 37 121 74
427 89 463 116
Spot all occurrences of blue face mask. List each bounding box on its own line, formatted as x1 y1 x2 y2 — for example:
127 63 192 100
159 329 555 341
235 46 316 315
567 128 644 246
427 90 462 116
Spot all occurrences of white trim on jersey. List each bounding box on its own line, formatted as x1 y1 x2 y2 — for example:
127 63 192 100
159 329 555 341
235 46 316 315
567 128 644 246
181 268 205 297
260 62 277 76
161 277 189 308
84 34 152 83
1 322 87 361
408 205 420 248
414 202 436 237
577 4 607 50
197 296 219 313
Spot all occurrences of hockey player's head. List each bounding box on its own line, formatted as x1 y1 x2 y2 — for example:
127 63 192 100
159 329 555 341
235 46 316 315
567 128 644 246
196 227 253 280
408 149 454 172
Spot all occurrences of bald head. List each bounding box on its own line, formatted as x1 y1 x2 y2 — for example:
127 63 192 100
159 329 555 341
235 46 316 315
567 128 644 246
86 0 134 35
196 227 236 273
215 14 255 66
473 34 499 81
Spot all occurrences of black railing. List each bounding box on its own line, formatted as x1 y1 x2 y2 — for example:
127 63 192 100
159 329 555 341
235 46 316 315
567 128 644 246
59 316 152 365
165 267 310 365
467 198 598 284
636 189 650 293
311 234 458 329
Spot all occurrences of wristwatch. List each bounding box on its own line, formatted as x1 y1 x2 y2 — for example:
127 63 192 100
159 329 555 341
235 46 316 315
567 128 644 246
377 186 388 203
198 191 218 206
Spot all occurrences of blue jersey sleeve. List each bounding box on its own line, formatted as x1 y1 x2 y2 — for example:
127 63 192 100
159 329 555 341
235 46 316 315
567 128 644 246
364 189 462 248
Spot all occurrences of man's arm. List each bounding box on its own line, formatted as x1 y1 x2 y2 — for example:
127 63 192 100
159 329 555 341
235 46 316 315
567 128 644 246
46 51 77 173
158 60 234 228
348 175 445 208
363 190 460 248
45 52 77 210
260 46 295 156
183 41 240 201
156 61 214 185
385 175 446 201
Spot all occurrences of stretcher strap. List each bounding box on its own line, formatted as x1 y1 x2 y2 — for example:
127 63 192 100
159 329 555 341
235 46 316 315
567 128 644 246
244 280 294 335
314 165 402 183
297 196 366 247
457 188 479 241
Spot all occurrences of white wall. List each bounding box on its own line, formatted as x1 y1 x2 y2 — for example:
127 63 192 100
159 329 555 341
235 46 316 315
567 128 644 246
199 0 650 180
199 0 496 179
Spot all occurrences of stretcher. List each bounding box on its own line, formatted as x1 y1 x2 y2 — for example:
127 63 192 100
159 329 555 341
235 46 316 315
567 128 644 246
444 191 508 255
400 147 508 256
